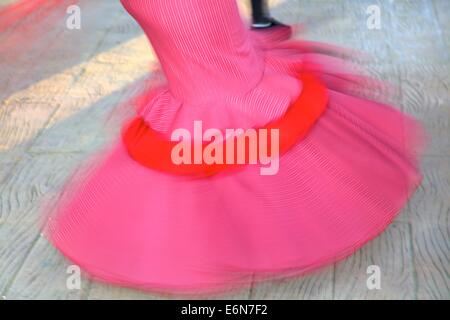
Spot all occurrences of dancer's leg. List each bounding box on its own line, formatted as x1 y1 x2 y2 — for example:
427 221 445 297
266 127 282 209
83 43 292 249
251 0 270 26
250 0 288 29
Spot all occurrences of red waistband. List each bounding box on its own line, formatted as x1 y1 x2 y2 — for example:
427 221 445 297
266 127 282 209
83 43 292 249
122 72 328 177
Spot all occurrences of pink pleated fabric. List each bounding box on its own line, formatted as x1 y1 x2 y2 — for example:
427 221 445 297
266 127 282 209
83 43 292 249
42 0 425 293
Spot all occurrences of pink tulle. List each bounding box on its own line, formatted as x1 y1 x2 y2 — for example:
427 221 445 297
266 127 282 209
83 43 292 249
2 0 425 294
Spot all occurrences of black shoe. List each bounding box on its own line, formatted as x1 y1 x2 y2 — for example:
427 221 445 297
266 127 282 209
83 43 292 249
251 17 289 30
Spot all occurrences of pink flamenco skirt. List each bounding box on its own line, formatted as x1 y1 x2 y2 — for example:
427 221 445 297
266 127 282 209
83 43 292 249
38 0 426 294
